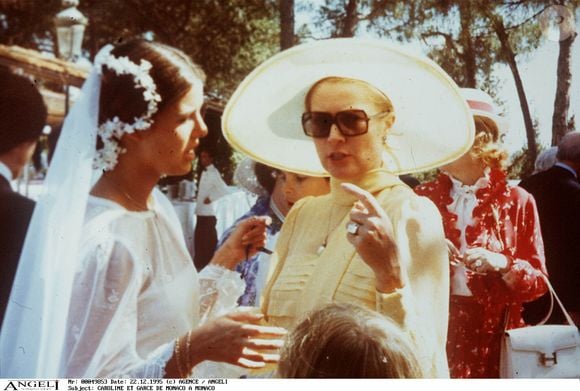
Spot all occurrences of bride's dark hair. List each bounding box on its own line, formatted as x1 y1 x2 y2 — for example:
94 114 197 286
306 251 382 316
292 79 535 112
98 39 205 128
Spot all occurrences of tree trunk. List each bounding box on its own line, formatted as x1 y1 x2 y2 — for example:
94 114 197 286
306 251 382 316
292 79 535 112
279 0 295 50
551 31 577 145
458 1 476 88
339 0 358 37
494 15 537 173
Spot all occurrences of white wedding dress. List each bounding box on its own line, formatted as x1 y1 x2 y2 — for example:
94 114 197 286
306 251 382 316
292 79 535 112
0 49 246 378
62 189 244 378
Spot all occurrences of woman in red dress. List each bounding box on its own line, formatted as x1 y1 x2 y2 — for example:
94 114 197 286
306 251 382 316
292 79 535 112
415 88 548 378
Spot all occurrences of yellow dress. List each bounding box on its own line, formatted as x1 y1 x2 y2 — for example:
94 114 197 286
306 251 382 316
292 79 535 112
261 169 450 377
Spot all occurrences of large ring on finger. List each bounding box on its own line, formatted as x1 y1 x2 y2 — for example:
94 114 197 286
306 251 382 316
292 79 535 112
346 222 360 236
474 260 483 268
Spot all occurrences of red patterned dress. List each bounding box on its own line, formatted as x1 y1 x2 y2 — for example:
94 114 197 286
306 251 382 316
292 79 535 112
415 169 548 378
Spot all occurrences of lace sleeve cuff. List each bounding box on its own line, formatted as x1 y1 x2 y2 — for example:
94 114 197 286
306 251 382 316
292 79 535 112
199 264 246 322
199 263 238 280
130 340 175 378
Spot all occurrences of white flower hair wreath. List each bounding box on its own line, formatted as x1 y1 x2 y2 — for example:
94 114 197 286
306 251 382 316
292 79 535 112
93 46 162 171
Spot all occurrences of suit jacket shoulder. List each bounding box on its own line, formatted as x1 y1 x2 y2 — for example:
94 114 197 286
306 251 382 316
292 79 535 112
520 166 580 193
0 176 35 326
0 177 35 226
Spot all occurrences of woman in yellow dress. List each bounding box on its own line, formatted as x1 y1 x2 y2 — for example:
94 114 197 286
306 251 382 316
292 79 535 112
223 39 475 377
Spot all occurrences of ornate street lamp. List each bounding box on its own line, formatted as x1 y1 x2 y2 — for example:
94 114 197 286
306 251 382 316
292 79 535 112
54 0 87 61
54 0 87 113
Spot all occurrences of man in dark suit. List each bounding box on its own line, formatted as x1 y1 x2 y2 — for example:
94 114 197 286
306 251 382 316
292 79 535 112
520 131 580 325
0 67 47 329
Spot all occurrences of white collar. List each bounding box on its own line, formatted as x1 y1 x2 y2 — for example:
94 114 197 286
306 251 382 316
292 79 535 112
0 161 13 182
555 162 578 179
269 197 286 223
444 167 491 196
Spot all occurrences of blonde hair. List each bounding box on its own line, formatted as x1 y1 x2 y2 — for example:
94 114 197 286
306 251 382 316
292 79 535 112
277 303 424 378
470 116 508 170
304 76 395 115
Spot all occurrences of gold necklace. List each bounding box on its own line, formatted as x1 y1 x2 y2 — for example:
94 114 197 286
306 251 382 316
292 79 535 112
103 175 149 211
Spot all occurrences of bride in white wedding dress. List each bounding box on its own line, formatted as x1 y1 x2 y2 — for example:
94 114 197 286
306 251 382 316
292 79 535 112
0 39 284 378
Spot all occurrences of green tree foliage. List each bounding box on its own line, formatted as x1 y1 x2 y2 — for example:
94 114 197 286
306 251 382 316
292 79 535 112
79 0 280 100
0 0 60 49
392 0 579 176
1 0 282 183
308 0 411 39
1 0 280 100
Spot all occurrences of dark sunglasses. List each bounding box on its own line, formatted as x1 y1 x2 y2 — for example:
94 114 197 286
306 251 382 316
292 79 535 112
302 110 389 138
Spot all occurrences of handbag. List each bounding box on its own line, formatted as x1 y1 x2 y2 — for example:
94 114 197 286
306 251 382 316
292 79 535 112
500 277 580 378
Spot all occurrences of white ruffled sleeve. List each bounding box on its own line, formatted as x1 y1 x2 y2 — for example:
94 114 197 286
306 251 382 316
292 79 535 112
62 236 174 378
191 265 247 379
198 264 245 323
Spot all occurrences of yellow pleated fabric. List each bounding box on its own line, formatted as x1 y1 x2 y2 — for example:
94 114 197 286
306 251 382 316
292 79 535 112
261 168 451 377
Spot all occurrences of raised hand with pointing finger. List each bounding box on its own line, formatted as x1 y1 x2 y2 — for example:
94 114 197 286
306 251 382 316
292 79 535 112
341 183 403 293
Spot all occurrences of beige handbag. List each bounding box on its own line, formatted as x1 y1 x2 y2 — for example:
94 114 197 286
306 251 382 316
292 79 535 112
500 278 580 378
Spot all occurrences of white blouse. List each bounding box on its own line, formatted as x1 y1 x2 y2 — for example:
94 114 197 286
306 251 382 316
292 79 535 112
195 164 231 216
444 168 490 297
62 190 244 377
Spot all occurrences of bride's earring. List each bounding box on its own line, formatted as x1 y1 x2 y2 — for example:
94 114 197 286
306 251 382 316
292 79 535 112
383 135 388 146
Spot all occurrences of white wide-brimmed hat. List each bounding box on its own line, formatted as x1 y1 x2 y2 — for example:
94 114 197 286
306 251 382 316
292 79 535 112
233 157 269 197
461 87 507 139
223 38 475 176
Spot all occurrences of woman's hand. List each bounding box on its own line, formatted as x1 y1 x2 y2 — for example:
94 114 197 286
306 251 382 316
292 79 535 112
341 183 403 293
211 216 271 269
188 310 287 369
446 239 463 267
463 247 509 274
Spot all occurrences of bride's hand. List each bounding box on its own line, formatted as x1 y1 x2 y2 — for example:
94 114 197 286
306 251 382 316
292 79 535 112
189 310 287 369
211 216 271 269
341 183 403 293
